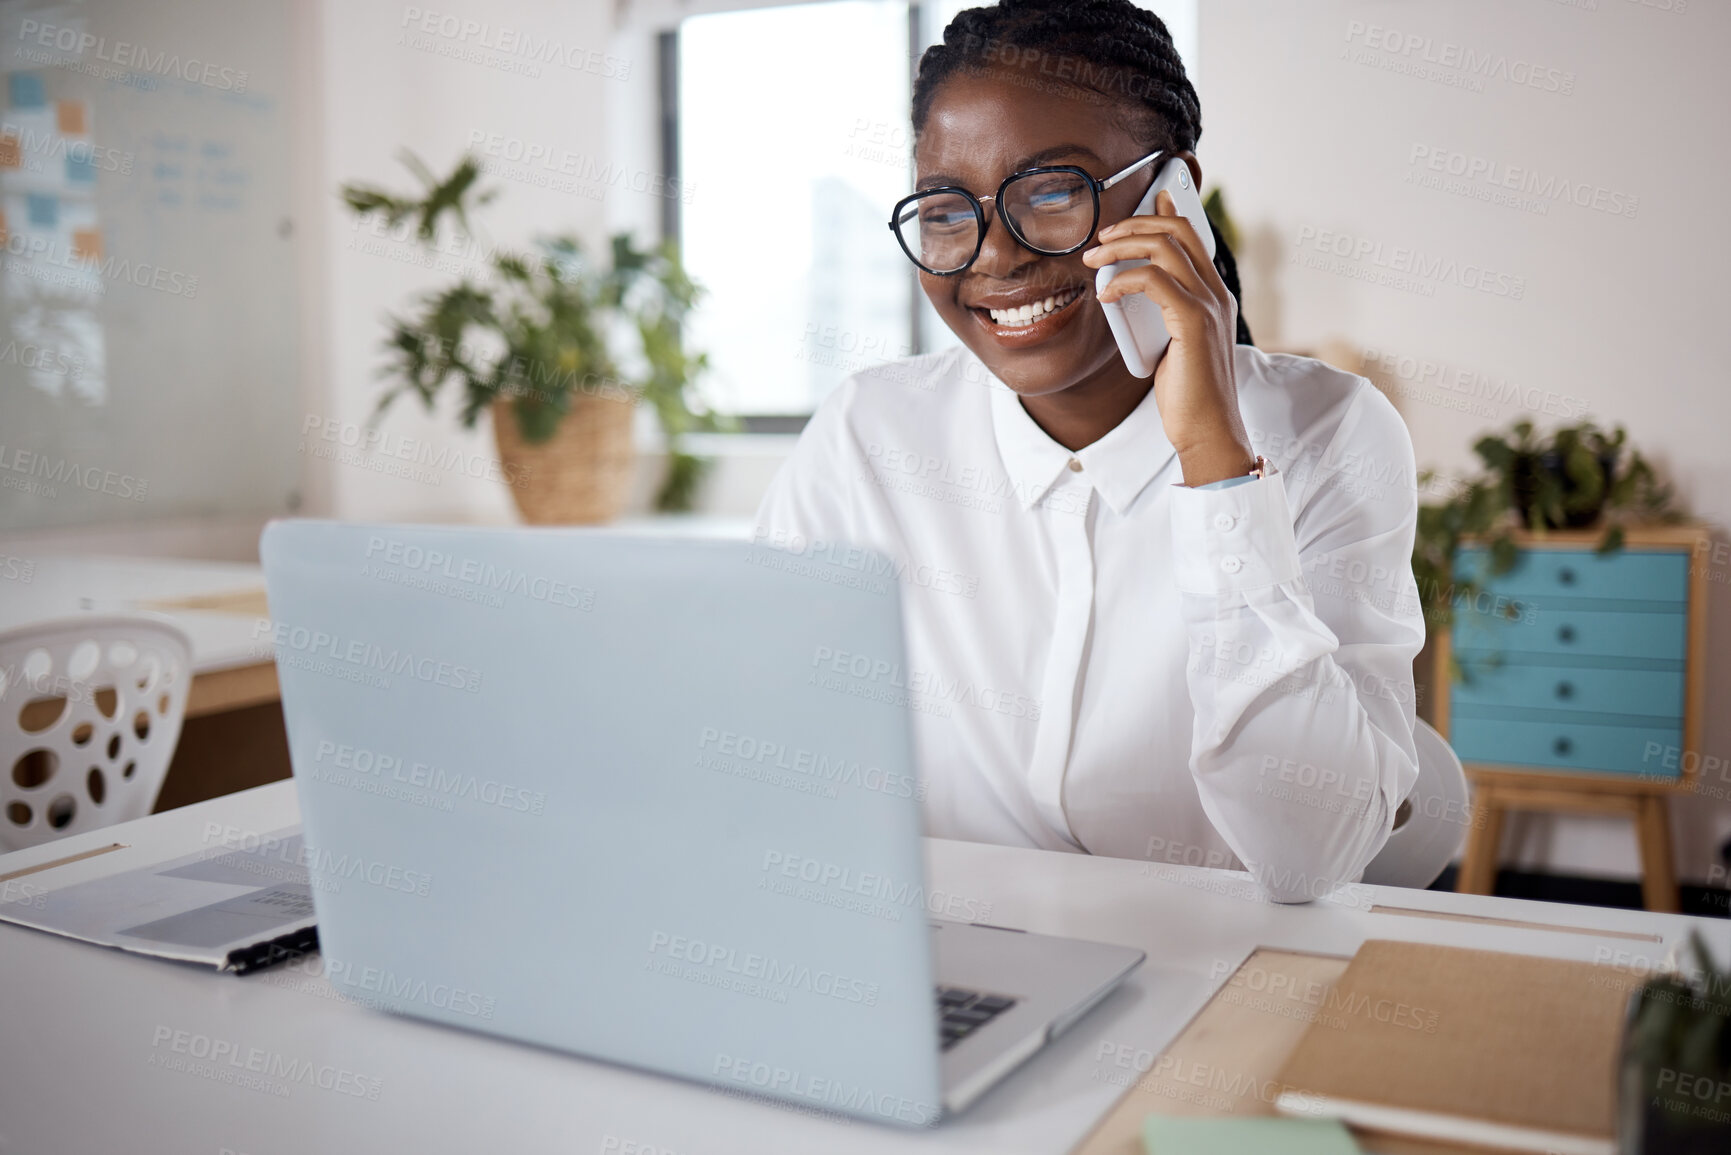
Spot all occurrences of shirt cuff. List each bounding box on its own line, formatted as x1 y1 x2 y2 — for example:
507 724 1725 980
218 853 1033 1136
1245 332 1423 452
1169 472 1303 594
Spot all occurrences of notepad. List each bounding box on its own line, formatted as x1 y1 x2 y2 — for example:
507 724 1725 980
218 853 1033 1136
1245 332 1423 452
0 825 316 971
1272 939 1649 1155
1143 1114 1360 1154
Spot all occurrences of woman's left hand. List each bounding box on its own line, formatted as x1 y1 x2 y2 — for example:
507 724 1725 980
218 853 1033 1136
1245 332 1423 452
1082 189 1257 487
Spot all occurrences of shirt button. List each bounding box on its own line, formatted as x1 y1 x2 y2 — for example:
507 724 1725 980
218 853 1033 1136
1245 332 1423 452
1067 458 1083 472
1214 513 1236 531
1221 555 1243 575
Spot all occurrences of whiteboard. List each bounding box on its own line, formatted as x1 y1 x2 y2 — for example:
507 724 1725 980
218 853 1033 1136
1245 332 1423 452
0 0 300 532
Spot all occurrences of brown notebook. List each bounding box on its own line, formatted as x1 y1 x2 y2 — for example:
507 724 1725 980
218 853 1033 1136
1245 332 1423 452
1271 939 1647 1155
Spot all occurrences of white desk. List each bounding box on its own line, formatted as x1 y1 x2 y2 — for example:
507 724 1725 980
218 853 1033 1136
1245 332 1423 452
0 555 276 717
2 782 1725 1155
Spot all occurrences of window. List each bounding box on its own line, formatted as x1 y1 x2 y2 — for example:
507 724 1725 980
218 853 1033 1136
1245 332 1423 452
671 0 1197 419
678 1 920 417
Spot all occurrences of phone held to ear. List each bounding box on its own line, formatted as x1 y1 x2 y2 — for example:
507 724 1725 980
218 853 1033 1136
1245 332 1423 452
1095 158 1217 379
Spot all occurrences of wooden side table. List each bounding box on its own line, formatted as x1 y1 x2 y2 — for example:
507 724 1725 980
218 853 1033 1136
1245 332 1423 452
1435 525 1709 912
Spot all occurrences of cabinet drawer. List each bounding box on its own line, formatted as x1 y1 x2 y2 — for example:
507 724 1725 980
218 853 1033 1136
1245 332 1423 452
1452 662 1684 719
1450 715 1682 777
1456 547 1688 605
1453 609 1686 662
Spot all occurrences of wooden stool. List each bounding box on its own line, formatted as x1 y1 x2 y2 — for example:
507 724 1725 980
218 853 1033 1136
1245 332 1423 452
1456 772 1678 912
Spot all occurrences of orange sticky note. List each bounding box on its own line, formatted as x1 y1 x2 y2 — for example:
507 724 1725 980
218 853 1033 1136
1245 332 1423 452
57 100 87 135
0 209 8 245
72 228 101 260
0 134 19 169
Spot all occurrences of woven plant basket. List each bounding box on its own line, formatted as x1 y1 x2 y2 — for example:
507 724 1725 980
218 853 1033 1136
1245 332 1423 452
491 393 636 524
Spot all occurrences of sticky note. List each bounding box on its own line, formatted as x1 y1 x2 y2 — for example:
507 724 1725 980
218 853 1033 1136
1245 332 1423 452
0 134 18 169
26 192 56 228
1143 1114 1360 1155
56 99 86 135
72 228 101 260
9 72 46 109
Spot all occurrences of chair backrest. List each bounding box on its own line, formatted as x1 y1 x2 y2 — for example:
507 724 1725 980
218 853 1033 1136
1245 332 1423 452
1360 718 1470 890
0 614 193 852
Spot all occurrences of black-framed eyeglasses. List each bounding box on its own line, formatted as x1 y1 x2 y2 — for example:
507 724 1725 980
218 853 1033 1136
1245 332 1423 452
887 149 1165 276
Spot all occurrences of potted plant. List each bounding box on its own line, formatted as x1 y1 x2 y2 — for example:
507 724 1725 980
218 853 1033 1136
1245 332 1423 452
1411 418 1681 636
1619 930 1731 1154
341 152 728 522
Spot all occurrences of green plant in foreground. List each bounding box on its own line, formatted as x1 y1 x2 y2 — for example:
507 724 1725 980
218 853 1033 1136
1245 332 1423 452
1623 931 1731 1144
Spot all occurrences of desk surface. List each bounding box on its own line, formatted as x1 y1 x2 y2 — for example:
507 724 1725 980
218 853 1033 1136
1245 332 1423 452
0 555 271 674
2 782 1724 1155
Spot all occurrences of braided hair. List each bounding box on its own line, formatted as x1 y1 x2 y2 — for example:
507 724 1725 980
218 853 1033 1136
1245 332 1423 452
912 0 1253 345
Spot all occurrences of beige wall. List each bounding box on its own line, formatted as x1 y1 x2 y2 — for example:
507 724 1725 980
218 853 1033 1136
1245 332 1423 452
1197 0 1730 884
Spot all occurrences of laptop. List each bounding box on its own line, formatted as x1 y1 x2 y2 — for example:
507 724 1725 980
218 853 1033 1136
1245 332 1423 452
259 521 1144 1126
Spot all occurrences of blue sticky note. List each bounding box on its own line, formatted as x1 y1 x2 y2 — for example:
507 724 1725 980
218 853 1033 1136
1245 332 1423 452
9 72 46 109
66 154 96 183
26 193 57 228
1144 1114 1360 1155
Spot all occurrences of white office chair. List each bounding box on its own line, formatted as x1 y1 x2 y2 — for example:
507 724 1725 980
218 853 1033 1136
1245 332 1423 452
0 614 193 853
1361 719 1470 890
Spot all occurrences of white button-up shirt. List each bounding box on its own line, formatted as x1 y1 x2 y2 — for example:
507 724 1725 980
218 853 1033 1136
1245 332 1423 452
752 343 1424 901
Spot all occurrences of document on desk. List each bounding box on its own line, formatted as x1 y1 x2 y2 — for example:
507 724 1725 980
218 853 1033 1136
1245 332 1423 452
0 825 317 972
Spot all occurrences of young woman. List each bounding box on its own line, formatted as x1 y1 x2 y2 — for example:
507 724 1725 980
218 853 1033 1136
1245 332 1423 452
754 0 1424 902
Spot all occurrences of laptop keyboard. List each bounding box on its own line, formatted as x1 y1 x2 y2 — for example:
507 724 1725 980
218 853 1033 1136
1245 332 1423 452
936 987 1018 1051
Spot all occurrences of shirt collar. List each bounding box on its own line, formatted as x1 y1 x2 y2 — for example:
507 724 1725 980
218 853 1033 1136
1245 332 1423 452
983 354 1178 516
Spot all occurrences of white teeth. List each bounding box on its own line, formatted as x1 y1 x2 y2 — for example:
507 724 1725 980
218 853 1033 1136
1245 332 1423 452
987 287 1080 327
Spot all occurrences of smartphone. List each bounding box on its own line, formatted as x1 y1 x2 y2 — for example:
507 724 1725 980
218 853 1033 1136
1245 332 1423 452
1094 158 1217 378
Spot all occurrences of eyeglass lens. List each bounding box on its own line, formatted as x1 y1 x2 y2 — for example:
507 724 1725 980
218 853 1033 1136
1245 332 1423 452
894 169 1096 273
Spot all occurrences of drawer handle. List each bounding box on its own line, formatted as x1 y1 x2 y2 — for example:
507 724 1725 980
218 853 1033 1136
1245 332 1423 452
1555 681 1574 700
1558 566 1577 586
1557 624 1577 644
1554 736 1573 756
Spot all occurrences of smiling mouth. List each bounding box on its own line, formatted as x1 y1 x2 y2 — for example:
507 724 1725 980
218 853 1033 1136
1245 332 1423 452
976 285 1086 328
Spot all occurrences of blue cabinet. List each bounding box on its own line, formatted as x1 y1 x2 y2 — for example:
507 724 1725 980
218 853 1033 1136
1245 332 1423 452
1446 542 1695 781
